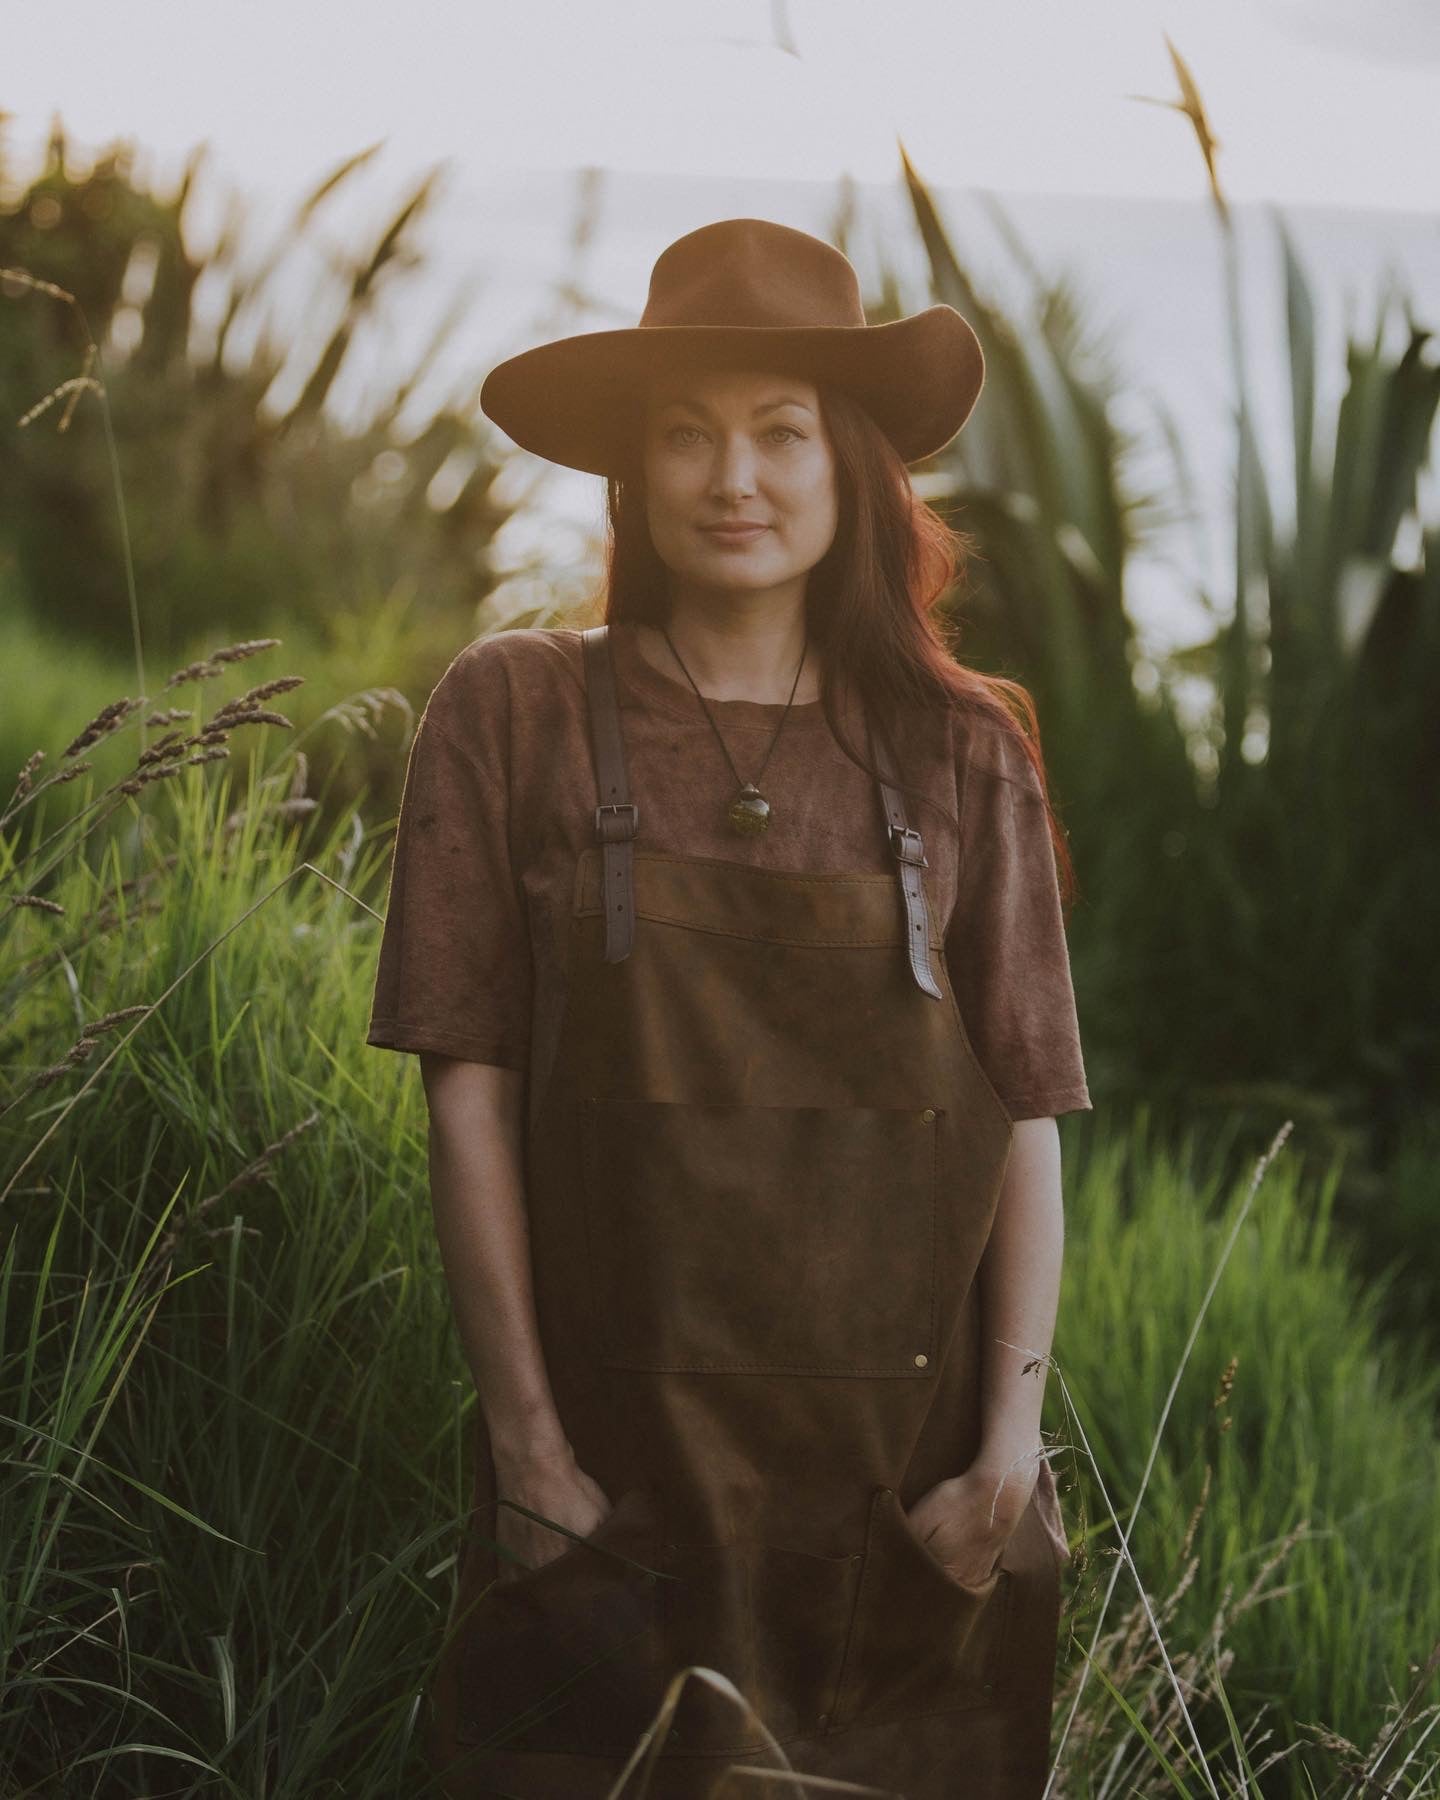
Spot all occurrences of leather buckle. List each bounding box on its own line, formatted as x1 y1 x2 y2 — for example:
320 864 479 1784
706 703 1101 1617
888 824 928 868
595 801 639 843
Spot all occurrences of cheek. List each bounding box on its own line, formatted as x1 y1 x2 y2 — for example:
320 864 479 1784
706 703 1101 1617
779 456 838 547
642 471 686 540
644 458 701 523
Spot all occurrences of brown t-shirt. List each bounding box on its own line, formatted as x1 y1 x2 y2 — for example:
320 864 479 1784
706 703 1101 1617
366 619 1092 1123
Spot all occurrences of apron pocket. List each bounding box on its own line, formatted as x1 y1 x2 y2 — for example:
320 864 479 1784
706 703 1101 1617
833 1485 1012 1728
750 1541 862 1739
657 1539 861 1756
454 1483 666 1755
579 1097 940 1375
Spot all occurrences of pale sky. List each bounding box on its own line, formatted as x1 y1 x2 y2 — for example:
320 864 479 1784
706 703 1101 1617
6 0 1440 214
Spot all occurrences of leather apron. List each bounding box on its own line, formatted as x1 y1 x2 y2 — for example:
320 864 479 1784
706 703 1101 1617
426 625 1071 1799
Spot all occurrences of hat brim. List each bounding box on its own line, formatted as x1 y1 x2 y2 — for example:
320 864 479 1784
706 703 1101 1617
478 306 984 475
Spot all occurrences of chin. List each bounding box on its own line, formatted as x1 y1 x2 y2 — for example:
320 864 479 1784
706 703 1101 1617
685 551 791 584
701 570 794 594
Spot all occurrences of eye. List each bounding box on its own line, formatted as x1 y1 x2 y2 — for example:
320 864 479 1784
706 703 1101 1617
767 425 805 444
663 423 705 446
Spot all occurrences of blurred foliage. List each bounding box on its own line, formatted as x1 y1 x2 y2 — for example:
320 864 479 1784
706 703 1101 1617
889 148 1440 1215
0 124 514 660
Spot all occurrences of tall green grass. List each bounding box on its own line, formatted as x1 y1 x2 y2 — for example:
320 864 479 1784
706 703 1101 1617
4 745 461 1795
1049 1111 1440 1792
1 731 1436 1792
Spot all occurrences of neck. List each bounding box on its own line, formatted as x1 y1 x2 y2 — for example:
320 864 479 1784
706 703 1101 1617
634 589 820 705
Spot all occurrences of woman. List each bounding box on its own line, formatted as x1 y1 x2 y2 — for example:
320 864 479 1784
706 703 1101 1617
367 218 1091 1800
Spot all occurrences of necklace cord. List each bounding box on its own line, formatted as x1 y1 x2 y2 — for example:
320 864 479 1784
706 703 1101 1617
659 624 809 790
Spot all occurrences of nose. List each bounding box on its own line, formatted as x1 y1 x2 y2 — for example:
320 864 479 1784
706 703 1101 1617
709 431 758 504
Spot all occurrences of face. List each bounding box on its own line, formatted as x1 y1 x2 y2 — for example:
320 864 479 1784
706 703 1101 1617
640 367 839 601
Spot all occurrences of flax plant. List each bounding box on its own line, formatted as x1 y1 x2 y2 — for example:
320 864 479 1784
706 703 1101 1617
892 46 1440 1172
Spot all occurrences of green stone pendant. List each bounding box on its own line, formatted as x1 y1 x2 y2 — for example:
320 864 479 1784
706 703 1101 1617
728 783 772 835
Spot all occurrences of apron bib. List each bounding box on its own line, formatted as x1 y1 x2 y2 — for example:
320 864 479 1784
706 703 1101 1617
426 626 1070 1799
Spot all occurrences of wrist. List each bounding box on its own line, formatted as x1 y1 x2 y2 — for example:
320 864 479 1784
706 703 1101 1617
971 1425 1045 1491
485 1405 572 1471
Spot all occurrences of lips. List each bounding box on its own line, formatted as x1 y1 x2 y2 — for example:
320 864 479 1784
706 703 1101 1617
700 522 769 541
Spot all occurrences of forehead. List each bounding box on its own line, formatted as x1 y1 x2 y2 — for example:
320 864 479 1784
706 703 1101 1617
643 365 819 413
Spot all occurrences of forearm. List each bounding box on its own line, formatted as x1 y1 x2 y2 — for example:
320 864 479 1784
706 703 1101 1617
973 1116 1065 1483
423 1063 568 1466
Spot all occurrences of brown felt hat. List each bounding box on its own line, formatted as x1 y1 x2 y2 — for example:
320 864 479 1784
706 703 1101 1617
479 217 985 475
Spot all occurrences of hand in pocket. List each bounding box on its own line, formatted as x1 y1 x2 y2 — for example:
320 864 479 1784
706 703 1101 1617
903 1459 1034 1590
493 1443 613 1582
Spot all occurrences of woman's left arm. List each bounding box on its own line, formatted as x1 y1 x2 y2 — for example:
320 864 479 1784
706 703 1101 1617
903 1116 1063 1581
972 1115 1063 1515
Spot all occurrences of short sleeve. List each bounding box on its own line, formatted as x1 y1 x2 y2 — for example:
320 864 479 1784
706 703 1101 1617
366 644 532 1070
945 716 1092 1121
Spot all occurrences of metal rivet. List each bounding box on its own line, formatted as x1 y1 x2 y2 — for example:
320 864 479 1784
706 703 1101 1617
817 1712 829 1726
914 1353 929 1368
921 1107 937 1123
850 1552 863 1564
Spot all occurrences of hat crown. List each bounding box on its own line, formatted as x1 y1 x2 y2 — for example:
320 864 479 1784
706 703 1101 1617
638 218 866 332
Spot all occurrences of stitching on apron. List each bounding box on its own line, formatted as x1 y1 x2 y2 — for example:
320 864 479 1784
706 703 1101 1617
571 845 945 946
925 882 1015 1134
581 911 928 947
934 959 1014 1135
829 1488 882 1728
597 849 902 888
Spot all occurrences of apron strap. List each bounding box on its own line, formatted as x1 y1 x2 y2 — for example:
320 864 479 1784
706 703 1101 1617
581 623 941 998
581 624 638 963
869 718 944 1000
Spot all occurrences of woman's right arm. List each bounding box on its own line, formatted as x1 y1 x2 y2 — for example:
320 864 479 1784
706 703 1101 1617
421 1052 613 1571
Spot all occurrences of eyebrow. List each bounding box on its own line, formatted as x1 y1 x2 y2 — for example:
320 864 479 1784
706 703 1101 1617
651 393 815 419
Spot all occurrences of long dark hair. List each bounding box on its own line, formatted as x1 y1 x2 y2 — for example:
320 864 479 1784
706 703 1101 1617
598 376 1077 915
